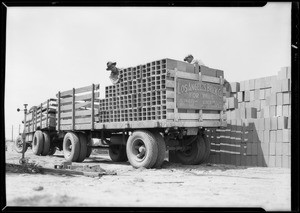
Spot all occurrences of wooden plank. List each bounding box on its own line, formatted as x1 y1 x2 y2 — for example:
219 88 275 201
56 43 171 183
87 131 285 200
60 117 99 125
201 75 221 84
166 80 175 88
58 84 100 98
202 113 220 120
166 102 175 109
60 109 99 119
166 91 175 99
168 69 199 80
72 88 75 130
91 84 95 130
167 113 199 120
58 92 61 131
60 101 92 111
60 92 100 105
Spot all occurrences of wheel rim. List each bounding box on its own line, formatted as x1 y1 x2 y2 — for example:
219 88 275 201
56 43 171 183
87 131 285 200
131 139 146 162
65 139 72 157
33 137 38 146
181 146 193 157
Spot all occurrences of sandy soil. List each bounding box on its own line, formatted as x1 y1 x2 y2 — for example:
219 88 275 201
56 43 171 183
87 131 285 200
5 141 291 210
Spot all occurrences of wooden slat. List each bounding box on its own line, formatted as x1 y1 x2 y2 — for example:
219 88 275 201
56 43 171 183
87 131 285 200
167 113 199 120
166 91 175 99
166 102 175 109
60 109 99 119
201 75 221 84
168 69 199 80
60 92 100 105
58 84 100 98
202 113 220 120
60 117 99 125
60 101 92 111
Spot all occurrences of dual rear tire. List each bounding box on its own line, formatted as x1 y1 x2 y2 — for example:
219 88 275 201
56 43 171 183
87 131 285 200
32 130 53 156
62 132 89 162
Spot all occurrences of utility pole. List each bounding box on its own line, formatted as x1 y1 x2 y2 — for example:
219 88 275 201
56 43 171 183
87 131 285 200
19 124 20 135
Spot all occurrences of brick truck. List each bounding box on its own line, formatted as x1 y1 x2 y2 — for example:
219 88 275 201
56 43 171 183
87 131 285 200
15 58 227 168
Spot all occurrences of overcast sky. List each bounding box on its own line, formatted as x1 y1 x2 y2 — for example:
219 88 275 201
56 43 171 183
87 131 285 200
5 3 291 139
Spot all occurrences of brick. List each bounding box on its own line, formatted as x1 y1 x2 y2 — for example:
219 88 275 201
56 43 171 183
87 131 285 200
282 156 289 168
283 92 291 105
282 143 290 156
251 156 258 166
240 81 245 91
276 105 282 117
260 100 266 109
275 143 282 156
249 79 255 90
259 90 265 100
264 118 271 130
282 129 291 142
276 93 283 105
263 106 270 118
270 130 277 143
250 91 255 101
246 107 257 119
270 106 276 117
254 100 261 110
277 130 283 142
244 91 250 102
278 67 291 79
244 80 250 91
282 105 289 117
254 89 259 100
264 76 273 88
254 78 261 89
237 91 244 102
257 155 265 167
265 88 271 98
277 116 288 129
252 143 258 155
258 130 264 142
275 156 282 168
269 143 276 155
228 97 238 109
281 79 291 92
258 118 265 130
261 143 269 156
253 131 259 143
268 156 276 167
230 82 240 93
270 117 278 130
264 130 270 143
269 93 277 106
246 143 252 155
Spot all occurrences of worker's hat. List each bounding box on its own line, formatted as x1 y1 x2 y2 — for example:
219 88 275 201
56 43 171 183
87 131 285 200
106 61 117 70
184 54 194 61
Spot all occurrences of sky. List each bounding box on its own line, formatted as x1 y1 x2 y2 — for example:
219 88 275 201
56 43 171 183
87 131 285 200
4 3 291 140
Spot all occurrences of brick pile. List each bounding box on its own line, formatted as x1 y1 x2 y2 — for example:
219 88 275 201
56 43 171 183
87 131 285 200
206 67 291 168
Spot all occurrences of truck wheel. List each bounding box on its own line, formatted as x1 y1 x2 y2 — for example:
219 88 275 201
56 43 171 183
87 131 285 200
153 132 166 168
86 147 92 158
14 135 28 153
76 133 88 162
32 130 44 155
175 135 206 165
41 132 51 156
63 132 80 162
126 130 158 169
202 134 211 163
109 145 128 162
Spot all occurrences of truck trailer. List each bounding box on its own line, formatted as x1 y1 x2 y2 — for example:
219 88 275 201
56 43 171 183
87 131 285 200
14 58 227 169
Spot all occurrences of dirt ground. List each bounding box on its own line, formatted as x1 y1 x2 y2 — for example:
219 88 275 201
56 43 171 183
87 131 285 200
4 141 291 210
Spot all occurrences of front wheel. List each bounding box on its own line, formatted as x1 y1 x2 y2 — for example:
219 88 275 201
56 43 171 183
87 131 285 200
126 130 158 169
14 135 28 153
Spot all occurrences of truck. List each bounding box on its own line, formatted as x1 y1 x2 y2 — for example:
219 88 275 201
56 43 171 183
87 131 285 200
14 58 227 169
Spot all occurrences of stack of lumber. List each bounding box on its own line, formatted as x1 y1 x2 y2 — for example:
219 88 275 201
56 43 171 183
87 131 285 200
206 67 291 168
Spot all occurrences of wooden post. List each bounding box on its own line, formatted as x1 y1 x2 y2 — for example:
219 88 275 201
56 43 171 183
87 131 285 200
35 107 37 131
72 88 75 131
11 125 13 141
174 68 178 122
58 92 61 132
91 84 95 131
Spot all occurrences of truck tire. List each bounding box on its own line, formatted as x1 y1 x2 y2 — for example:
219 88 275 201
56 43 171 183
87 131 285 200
152 132 166 168
14 135 28 153
48 146 56 155
41 132 51 156
76 133 88 162
109 145 128 162
63 132 80 162
86 147 92 158
202 134 211 163
174 135 206 165
32 130 44 155
126 130 158 169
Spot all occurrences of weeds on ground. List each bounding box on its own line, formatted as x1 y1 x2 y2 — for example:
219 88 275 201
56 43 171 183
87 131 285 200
6 162 44 174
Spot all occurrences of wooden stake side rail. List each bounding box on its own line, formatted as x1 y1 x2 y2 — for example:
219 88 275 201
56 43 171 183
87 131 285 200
57 84 100 131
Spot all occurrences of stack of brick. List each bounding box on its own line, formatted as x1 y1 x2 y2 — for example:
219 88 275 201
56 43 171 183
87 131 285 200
206 66 291 168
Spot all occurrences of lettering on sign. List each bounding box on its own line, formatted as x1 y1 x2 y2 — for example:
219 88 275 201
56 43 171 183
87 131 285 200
176 78 223 110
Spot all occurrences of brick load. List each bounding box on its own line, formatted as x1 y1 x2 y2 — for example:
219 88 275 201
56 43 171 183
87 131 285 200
206 66 291 168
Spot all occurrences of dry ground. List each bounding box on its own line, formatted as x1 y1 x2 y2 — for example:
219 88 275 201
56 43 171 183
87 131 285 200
4 141 291 210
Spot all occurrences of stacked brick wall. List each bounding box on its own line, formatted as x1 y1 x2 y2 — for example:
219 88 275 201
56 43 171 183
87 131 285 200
206 67 291 168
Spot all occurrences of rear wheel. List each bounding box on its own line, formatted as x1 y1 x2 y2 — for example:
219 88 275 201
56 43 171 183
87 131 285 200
41 132 51 156
126 130 158 169
63 132 80 162
32 130 44 155
174 135 206 165
14 135 28 153
152 132 166 168
76 133 88 162
109 144 128 162
86 147 92 158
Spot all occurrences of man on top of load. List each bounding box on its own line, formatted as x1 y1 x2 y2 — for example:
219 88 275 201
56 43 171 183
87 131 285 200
106 61 122 84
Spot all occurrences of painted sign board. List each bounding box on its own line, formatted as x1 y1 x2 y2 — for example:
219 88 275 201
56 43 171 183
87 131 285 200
176 78 223 110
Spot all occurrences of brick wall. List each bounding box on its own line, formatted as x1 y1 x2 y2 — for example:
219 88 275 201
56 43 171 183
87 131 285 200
205 66 291 168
